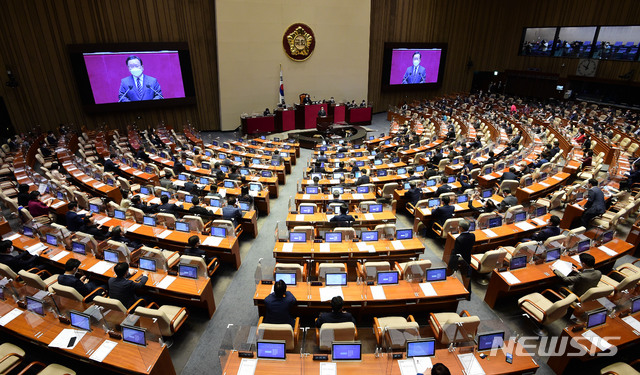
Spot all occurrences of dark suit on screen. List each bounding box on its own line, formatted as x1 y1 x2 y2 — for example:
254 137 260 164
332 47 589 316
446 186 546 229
118 75 162 102
402 65 426 84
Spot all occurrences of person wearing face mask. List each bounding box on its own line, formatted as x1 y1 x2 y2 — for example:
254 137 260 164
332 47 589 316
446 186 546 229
118 55 162 102
402 51 426 84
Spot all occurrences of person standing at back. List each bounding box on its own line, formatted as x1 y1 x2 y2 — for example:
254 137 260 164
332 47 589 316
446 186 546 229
581 178 606 228
263 280 297 326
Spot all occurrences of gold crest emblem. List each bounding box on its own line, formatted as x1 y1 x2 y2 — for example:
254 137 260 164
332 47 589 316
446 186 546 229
282 23 315 61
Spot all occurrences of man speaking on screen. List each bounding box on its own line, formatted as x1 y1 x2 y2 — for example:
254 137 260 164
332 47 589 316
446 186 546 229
118 55 163 102
402 52 426 84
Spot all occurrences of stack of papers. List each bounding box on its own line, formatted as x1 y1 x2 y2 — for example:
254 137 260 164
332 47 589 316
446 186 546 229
370 285 387 300
319 243 331 253
236 358 257 375
391 240 405 250
126 223 141 233
51 250 70 262
581 330 612 351
26 243 47 255
149 198 161 204
48 329 87 349
419 283 437 296
482 229 498 238
320 362 337 375
157 230 173 239
356 242 375 252
4 233 21 241
364 213 375 220
0 308 23 326
295 214 305 221
522 188 534 193
352 193 364 200
398 357 433 375
515 221 536 231
552 260 573 277
133 170 143 176
96 217 111 225
457 353 486 375
302 194 310 199
281 243 293 252
532 218 547 226
202 236 223 247
93 183 105 189
598 246 617 257
89 340 118 362
622 316 640 332
89 261 113 275
540 182 550 187
501 271 521 285
552 175 564 181
319 286 343 302
157 276 176 289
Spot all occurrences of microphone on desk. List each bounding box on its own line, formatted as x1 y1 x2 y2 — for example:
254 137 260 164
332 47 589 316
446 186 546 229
146 84 164 99
118 86 133 102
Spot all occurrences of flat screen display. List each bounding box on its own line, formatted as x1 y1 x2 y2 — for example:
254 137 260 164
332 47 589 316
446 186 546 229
514 212 527 223
114 209 126 219
602 230 614 244
631 296 640 314
325 272 348 286
257 341 286 360
384 44 446 88
510 255 527 270
545 248 561 262
211 227 227 238
262 170 272 177
578 239 591 253
361 231 378 242
482 189 493 199
377 271 399 285
457 195 469 204
332 342 361 361
46 234 58 246
23 226 35 237
143 216 156 226
428 198 440 208
488 217 503 228
175 221 189 232
70 311 91 331
103 249 119 263
274 272 296 286
300 205 315 214
325 232 342 243
477 331 504 351
426 268 446 282
356 186 369 193
396 229 413 240
178 264 198 279
122 325 146 346
139 257 156 272
71 241 86 255
305 186 319 194
586 309 607 329
26 296 45 315
289 232 306 242
406 339 436 358
368 204 383 213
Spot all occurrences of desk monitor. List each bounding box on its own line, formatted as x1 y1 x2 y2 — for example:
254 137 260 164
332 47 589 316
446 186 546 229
374 159 383 166
525 177 533 187
428 198 440 208
201 162 210 170
468 221 476 231
356 186 370 194
185 160 193 166
586 309 607 329
451 158 460 165
249 183 261 192
56 191 65 200
406 339 436 358
514 211 527 223
631 296 640 314
140 186 150 195
545 248 561 262
601 230 614 244
477 331 504 352
160 191 171 199
325 272 348 286
481 189 493 199
0 286 4 301
261 171 273 178
361 231 378 242
178 264 198 279
103 249 119 263
496 162 505 171
396 229 413 240
488 217 502 228
336 153 345 159
175 221 190 233
210 198 222 207
391 157 400 163
403 182 411 190
23 226 35 237
331 187 344 195
384 140 391 145
356 160 365 167
274 272 297 286
69 310 91 331
183 194 194 203
122 325 147 346
426 180 436 187
239 202 251 211
139 257 157 272
45 234 58 247
369 136 374 140
305 186 319 194
332 342 361 361
25 296 45 315
416 165 425 172
205 150 212 157
426 268 447 282
300 205 315 214
289 232 307 243
575 192 584 201
320 146 328 151
377 170 388 177
447 176 456 183
223 180 235 188
457 195 469 204
325 232 342 243
397 168 407 175
239 169 250 176
354 171 362 179
485 167 492 174
211 227 227 238
143 216 156 227
271 160 280 166
507 159 515 166
178 174 187 181
220 165 229 173
377 270 399 285
540 172 548 180
106 178 115 187
257 340 286 360
535 206 547 217
577 239 591 253
368 204 383 213
510 255 527 270
71 241 86 255
114 209 126 220
89 204 100 214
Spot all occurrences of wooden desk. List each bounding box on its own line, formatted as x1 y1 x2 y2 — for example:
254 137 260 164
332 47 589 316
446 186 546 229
411 195 503 233
273 238 424 263
221 342 538 375
254 278 469 318
58 156 123 204
229 140 297 165
241 115 276 135
114 160 160 186
346 106 372 125
0 292 175 374
8 232 217 318
515 172 570 203
483 238 635 308
251 137 301 158
207 144 293 174
294 192 377 210
285 211 396 230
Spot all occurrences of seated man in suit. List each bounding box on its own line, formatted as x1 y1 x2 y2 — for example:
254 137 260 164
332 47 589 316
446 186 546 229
58 258 101 298
65 202 105 239
487 188 518 213
0 239 42 273
530 215 561 242
263 279 297 326
108 226 142 250
131 195 158 214
222 197 243 226
434 176 453 197
334 162 348 173
431 196 455 227
356 169 370 185
188 196 210 217
108 262 148 309
157 195 181 215
311 161 325 174
184 235 215 264
501 167 519 182
328 191 348 210
315 296 356 328
103 154 119 173
553 253 601 296
317 151 329 163
329 206 355 225
405 180 422 209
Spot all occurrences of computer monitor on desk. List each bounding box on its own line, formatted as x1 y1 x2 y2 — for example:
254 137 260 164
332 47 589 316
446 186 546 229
576 239 591 253
332 342 361 361
476 331 505 352
586 309 607 329
545 248 561 262
631 296 640 314
488 216 502 228
325 232 342 243
361 231 378 242
289 232 307 243
114 209 126 220
257 341 286 360
45 234 58 247
457 195 469 204
396 229 413 240
377 271 399 285
274 272 296 286
510 255 527 270
325 272 348 286
406 339 436 358
426 180 436 187
300 205 315 214
428 198 440 208
305 186 318 194
368 204 383 213
481 189 493 199
143 216 156 227
356 186 369 194
513 211 527 223
71 241 86 255
426 268 447 282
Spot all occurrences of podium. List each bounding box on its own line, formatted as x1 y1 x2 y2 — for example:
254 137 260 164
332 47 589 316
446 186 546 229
329 104 346 123
346 106 373 125
316 116 334 133
275 108 296 132
241 115 275 135
295 103 328 129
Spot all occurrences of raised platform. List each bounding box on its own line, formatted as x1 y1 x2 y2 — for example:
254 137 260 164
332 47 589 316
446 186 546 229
289 124 369 149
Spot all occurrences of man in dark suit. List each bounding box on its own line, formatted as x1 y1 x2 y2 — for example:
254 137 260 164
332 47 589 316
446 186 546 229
328 191 347 209
317 151 328 163
501 167 519 182
263 280 297 326
402 52 427 84
553 253 601 296
157 195 181 215
448 220 475 282
0 240 41 273
405 181 422 208
315 296 355 328
103 154 119 173
184 235 215 264
108 262 148 309
108 226 141 250
434 176 452 197
172 157 187 176
431 196 455 227
356 169 370 185
16 184 30 207
329 206 355 226
118 55 162 102
188 197 210 217
58 259 101 297
222 197 243 226
183 176 199 195
65 202 104 239
582 178 606 227
530 215 562 242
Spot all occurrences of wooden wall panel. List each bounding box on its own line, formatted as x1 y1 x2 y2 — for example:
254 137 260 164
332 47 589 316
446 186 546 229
368 0 640 112
0 0 220 134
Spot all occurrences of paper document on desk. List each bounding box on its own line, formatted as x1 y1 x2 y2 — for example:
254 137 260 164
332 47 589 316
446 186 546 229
540 182 550 187
352 193 364 200
571 254 581 263
126 223 141 233
553 175 564 181
50 250 70 262
281 243 293 252
514 221 536 231
96 217 111 225
522 188 534 194
4 233 21 241
500 271 521 285
319 243 331 253
157 230 173 239
236 358 257 375
419 282 438 296
149 197 161 204
532 217 547 226
391 240 405 250
26 243 47 255
89 261 113 275
320 362 337 375
370 285 386 300
319 286 343 302
454 204 463 210
598 246 618 256
82 177 92 183
89 340 118 362
49 329 87 349
94 183 105 189
582 330 612 351
173 180 185 187
0 308 23 326
552 260 573 277
218 188 227 198
482 229 498 238
51 201 66 209
295 214 305 221
202 236 223 247
156 276 176 289
302 194 310 199
622 316 640 332
249 190 258 197
364 213 375 220
457 353 486 375
133 170 143 176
